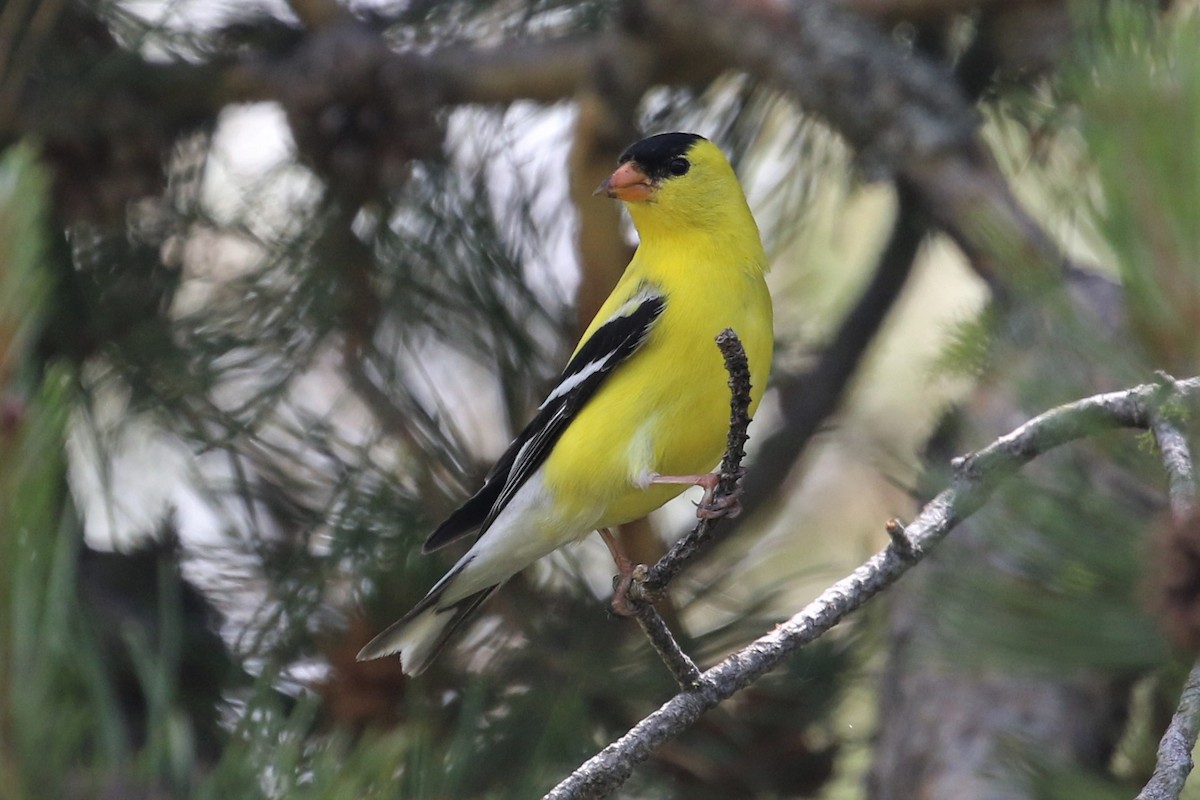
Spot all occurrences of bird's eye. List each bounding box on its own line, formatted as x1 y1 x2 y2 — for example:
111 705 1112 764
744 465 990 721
668 157 690 176
618 153 632 165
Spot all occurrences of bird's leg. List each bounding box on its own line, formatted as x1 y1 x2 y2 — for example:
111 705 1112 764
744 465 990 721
650 472 744 520
599 527 639 617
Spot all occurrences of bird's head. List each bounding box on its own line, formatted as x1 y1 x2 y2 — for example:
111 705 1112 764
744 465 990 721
595 132 752 236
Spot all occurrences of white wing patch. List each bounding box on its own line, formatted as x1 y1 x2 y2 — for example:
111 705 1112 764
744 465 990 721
539 351 616 409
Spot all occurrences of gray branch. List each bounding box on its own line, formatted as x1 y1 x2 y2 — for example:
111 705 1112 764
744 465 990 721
635 330 753 600
634 602 701 690
1138 374 1200 800
545 376 1200 800
1150 374 1198 522
625 330 750 686
1139 663 1200 800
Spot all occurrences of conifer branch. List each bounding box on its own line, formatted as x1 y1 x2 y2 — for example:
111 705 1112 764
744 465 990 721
547 376 1200 800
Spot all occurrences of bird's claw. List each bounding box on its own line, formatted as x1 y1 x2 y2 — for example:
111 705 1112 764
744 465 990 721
696 483 743 520
609 572 639 617
694 469 746 520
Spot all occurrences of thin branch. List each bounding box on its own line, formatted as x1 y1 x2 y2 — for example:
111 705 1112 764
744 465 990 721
1150 374 1198 522
623 331 751 684
634 601 700 690
1139 373 1200 800
1138 662 1200 800
545 376 1200 800
632 330 754 601
22 0 1068 291
715 25 1000 542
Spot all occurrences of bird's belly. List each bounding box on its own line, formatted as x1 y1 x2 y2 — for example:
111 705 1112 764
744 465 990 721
542 343 736 530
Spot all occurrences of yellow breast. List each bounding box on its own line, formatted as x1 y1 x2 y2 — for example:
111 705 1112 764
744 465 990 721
543 232 773 529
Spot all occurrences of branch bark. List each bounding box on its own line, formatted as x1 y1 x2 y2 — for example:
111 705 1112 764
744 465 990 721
22 0 1068 292
611 331 751 684
1139 375 1200 800
546 376 1200 800
631 330 754 602
1138 662 1200 800
1150 374 1198 523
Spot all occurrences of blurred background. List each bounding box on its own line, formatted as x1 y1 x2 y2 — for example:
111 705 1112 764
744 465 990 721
1 0 1199 797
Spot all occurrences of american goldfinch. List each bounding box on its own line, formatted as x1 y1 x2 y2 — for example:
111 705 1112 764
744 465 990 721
358 132 773 675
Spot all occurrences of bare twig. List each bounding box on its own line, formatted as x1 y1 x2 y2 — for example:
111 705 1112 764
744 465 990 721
1150 374 1198 522
634 600 701 690
1139 373 1200 800
546 376 1200 800
631 330 753 603
613 330 751 684
729 182 927 531
717 24 1003 542
1138 662 1200 800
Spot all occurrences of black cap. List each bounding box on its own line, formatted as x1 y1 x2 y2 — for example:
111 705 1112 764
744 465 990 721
618 132 706 181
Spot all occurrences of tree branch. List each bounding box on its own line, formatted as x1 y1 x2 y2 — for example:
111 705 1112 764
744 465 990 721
23 0 1071 287
730 181 927 529
285 0 350 30
632 330 754 602
618 331 750 685
714 25 1000 542
1150 374 1198 523
642 0 1061 286
1139 373 1200 800
546 376 1200 800
1138 662 1200 800
634 603 701 690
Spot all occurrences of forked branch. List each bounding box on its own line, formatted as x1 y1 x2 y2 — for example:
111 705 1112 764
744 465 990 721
549 376 1200 800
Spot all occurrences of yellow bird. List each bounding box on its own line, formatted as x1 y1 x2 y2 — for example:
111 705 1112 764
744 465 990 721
358 132 773 675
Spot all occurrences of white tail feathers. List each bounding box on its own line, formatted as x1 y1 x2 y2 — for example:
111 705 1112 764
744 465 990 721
356 606 455 676
356 584 500 676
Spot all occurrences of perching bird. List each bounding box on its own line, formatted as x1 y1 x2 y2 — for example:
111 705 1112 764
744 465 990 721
357 132 773 675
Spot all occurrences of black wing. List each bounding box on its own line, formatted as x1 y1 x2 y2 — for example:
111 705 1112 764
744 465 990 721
423 288 666 553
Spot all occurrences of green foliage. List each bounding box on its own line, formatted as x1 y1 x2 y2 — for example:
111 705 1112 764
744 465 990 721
34 2 1200 799
1071 5 1200 373
926 463 1167 673
0 145 50 389
933 305 1002 381
910 7 1200 794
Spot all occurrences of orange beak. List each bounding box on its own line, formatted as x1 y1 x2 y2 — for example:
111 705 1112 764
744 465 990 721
594 161 655 202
